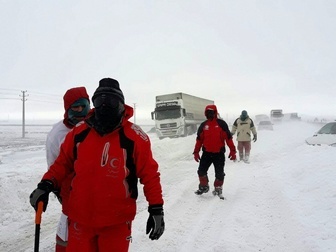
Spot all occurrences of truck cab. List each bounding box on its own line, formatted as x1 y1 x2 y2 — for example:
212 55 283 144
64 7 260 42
151 100 189 139
270 109 284 123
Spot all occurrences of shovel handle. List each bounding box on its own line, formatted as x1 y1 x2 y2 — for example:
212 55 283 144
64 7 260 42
34 201 43 252
35 201 43 224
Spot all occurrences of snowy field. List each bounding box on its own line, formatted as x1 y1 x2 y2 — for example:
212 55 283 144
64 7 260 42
0 121 335 252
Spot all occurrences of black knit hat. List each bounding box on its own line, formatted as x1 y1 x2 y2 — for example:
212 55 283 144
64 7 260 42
92 78 125 104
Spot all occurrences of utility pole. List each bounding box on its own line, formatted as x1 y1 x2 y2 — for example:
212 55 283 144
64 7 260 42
20 90 28 138
133 103 136 124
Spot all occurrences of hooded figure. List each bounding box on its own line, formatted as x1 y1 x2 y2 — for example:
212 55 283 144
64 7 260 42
231 110 257 162
45 86 90 252
240 110 248 121
193 104 237 198
204 104 218 120
30 78 165 252
63 87 90 128
48 86 90 166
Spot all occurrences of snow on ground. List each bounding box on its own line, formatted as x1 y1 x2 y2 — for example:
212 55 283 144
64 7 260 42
0 121 335 252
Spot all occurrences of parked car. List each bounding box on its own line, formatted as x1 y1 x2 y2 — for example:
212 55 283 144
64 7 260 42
305 122 336 146
258 120 273 131
255 114 270 124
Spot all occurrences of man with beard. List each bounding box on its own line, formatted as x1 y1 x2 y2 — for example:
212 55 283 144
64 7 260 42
30 78 164 251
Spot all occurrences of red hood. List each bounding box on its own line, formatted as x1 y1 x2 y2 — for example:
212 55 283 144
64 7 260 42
204 104 218 118
63 87 90 123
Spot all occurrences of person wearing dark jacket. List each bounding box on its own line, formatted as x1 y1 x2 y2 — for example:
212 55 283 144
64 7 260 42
30 78 164 251
193 104 237 196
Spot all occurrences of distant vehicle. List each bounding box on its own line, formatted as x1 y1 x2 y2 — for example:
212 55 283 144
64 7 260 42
283 112 301 121
305 122 336 147
255 114 270 124
289 113 301 120
270 109 284 123
151 92 214 139
258 120 273 131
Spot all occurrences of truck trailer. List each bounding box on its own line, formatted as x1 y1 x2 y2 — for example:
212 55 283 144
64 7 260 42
151 92 214 139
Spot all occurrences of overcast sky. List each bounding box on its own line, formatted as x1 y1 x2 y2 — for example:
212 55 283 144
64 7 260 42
1 0 335 124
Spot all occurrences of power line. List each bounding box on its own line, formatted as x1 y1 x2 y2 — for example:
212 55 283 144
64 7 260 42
0 88 22 92
29 90 63 97
27 99 60 104
0 92 20 95
0 90 61 103
0 88 62 98
0 97 20 100
0 88 62 96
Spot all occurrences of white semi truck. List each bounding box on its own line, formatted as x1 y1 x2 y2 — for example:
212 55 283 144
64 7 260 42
151 92 214 139
270 109 284 123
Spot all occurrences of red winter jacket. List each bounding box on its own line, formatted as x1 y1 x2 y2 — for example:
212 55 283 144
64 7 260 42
42 105 163 227
194 106 236 154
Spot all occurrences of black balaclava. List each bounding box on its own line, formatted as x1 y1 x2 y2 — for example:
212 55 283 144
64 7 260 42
205 109 215 120
91 78 125 135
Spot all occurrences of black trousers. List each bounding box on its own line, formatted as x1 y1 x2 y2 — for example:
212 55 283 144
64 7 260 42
197 151 225 181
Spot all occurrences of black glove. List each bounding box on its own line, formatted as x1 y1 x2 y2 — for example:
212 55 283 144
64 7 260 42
146 205 165 240
29 180 54 212
52 189 62 204
253 134 257 142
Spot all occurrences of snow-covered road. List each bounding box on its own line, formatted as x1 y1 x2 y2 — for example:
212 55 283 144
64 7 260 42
1 121 335 252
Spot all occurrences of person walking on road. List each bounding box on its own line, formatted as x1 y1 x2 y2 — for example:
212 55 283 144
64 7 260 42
231 110 257 163
193 104 237 198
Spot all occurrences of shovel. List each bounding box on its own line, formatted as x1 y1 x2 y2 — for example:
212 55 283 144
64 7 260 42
34 201 44 252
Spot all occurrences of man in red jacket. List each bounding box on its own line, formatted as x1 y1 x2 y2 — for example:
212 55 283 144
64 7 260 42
30 78 164 251
193 105 237 197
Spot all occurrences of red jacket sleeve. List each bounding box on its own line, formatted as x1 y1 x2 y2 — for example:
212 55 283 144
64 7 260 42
132 127 163 206
193 123 204 153
194 138 202 153
42 128 76 188
226 137 236 153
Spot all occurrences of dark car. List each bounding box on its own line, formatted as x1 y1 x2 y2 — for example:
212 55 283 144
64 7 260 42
258 120 273 131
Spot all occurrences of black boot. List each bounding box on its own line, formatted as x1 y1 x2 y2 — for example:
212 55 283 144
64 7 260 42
195 185 209 195
213 187 222 195
212 186 225 199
